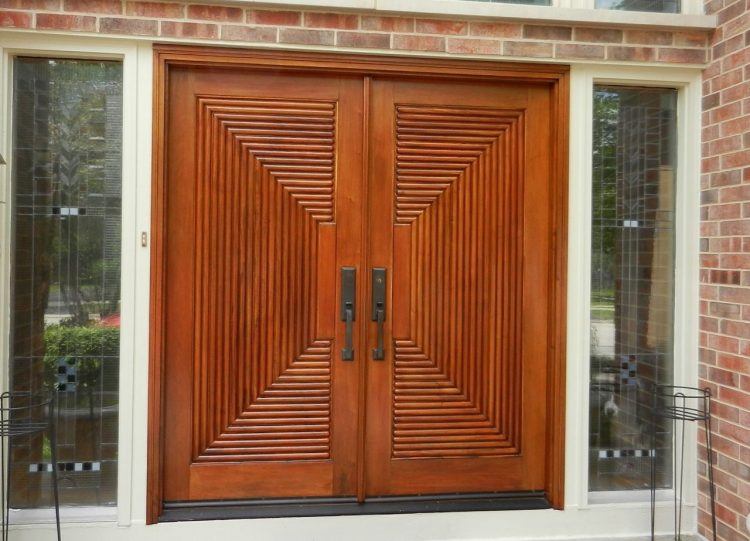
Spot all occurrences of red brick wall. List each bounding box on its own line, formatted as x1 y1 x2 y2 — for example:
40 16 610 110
0 2 710 64
700 0 750 538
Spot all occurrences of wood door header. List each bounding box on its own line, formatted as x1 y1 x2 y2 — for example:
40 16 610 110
153 44 570 83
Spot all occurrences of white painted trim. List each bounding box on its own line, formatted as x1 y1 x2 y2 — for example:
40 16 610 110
0 33 144 528
0 34 703 541
673 64 702 513
7 505 695 540
130 40 154 528
9 506 117 524
566 64 702 514
566 63 594 511
588 489 673 505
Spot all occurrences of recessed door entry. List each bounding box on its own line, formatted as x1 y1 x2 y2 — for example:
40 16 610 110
151 47 568 521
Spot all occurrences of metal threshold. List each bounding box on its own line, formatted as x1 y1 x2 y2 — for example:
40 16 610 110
161 491 550 522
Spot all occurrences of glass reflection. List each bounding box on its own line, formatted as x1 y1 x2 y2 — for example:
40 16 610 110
589 86 677 492
596 0 679 13
11 58 123 507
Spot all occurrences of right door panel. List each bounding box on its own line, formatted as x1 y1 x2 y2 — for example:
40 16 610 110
365 78 553 496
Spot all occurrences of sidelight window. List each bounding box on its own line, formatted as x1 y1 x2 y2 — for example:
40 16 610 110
9 57 123 508
588 85 677 492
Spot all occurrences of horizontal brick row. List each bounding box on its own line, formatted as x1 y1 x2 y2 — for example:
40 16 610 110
699 0 750 537
0 3 710 64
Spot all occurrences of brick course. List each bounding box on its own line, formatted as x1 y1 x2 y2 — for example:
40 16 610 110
0 3 710 64
700 0 750 538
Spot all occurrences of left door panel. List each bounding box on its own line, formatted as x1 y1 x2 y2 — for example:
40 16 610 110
162 67 364 501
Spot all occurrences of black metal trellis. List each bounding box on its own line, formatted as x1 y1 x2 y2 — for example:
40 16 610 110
650 385 717 541
0 392 61 541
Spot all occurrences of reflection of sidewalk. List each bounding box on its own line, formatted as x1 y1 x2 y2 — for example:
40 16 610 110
591 319 615 356
45 313 113 325
56 405 119 419
44 314 74 325
41 290 73 322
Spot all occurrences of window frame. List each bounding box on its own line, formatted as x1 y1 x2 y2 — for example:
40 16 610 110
566 64 702 510
0 34 148 527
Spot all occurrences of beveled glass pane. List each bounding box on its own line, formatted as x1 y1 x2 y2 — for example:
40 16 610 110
589 86 677 492
10 58 123 508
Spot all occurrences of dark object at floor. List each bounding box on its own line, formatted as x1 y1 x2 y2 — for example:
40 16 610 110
650 385 716 541
0 392 61 541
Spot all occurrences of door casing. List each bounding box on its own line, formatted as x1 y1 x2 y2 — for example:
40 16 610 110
148 44 569 524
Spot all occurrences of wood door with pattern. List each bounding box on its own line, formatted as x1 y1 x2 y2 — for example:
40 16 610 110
161 67 365 501
364 78 553 496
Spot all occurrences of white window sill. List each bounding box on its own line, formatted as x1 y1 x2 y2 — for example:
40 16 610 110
588 489 675 506
239 0 716 30
9 506 116 525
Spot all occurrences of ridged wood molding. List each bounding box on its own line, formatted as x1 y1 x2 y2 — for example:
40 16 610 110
193 97 336 462
393 105 524 458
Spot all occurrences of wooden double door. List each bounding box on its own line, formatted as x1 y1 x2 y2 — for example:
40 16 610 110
155 48 566 511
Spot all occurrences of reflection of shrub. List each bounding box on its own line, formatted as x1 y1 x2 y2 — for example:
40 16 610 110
44 324 120 358
43 324 119 397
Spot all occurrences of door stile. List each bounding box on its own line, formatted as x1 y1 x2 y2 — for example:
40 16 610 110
363 79 397 497
328 75 368 497
355 75 373 503
161 68 197 501
545 75 570 509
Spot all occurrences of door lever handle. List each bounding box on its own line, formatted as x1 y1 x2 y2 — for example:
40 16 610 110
343 307 354 360
341 267 356 361
373 306 384 360
371 268 386 360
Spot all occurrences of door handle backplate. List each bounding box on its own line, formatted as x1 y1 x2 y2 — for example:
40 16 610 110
340 267 356 361
371 268 386 360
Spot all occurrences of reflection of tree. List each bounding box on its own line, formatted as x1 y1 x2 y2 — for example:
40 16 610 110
43 61 122 491
601 0 678 12
43 324 119 430
592 91 618 299
55 93 91 325
48 62 122 325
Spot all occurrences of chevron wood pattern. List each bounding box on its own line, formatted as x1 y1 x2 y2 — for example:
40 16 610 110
393 105 524 459
155 61 567 510
192 97 337 462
